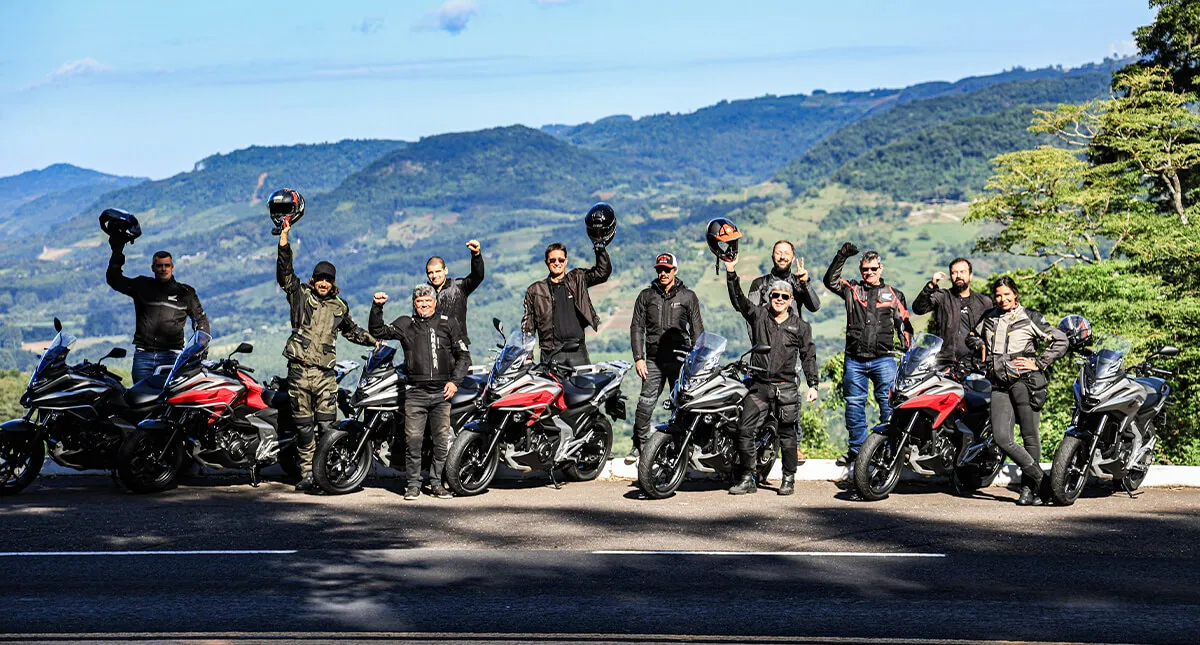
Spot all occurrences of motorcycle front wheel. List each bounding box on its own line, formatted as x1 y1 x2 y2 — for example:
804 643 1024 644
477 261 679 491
1050 435 1091 506
0 430 45 495
313 428 371 494
445 429 500 496
117 429 184 494
638 431 689 499
564 416 613 482
853 432 904 501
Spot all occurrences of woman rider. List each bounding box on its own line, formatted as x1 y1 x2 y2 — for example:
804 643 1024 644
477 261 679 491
968 277 1068 506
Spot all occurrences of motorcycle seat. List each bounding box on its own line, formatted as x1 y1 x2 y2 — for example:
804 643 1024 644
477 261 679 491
451 373 486 406
563 373 616 408
123 374 168 408
261 389 293 411
1134 377 1167 412
963 377 991 409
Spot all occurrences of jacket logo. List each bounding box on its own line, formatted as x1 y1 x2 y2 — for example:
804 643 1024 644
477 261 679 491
880 292 893 302
168 295 178 302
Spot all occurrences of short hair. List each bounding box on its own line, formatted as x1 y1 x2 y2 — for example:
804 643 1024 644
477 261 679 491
545 242 568 261
412 284 436 300
152 251 172 262
860 250 882 266
425 256 446 271
767 279 793 296
991 276 1020 296
949 257 973 274
772 240 795 254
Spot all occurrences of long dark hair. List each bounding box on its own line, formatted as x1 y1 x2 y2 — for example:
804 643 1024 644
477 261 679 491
991 276 1019 297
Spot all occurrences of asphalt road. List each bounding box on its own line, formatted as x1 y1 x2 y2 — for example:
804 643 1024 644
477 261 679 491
2 474 1199 644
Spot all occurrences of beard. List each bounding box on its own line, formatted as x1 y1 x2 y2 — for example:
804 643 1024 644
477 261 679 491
951 279 969 294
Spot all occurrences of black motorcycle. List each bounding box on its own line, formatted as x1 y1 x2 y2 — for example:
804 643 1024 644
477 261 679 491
0 318 165 494
1049 316 1178 505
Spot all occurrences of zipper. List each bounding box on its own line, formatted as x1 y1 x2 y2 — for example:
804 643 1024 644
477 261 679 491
430 325 438 376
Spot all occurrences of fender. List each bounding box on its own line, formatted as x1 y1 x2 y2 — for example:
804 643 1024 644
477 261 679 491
0 418 39 433
1064 424 1088 439
331 418 367 439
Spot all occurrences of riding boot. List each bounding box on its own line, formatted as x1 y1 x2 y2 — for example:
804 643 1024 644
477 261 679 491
778 474 795 496
729 473 757 495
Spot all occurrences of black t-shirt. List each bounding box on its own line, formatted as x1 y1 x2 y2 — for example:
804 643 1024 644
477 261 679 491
550 281 586 341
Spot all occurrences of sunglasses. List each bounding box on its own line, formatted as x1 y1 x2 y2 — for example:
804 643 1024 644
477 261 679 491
770 292 791 301
860 266 881 273
655 266 675 273
547 257 567 265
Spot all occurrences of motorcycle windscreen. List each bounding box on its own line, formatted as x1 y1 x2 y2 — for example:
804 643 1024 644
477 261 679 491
493 331 536 380
898 333 943 379
164 330 212 387
29 330 77 387
676 332 727 394
1088 335 1132 382
366 344 396 373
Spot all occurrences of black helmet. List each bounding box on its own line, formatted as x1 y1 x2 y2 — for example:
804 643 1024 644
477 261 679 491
268 188 305 235
1058 315 1093 351
585 202 617 247
706 217 743 262
99 208 142 244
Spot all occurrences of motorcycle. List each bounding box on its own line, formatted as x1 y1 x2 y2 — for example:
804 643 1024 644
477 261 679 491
1049 322 1177 505
853 333 1006 501
637 332 780 500
116 331 309 493
312 342 489 495
0 318 166 494
444 334 630 496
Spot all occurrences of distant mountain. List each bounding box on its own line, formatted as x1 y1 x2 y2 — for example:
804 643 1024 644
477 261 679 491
773 69 1115 195
550 62 1120 188
0 164 145 237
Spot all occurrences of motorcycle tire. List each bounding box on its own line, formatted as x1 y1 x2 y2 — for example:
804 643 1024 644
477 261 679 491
853 432 904 501
278 444 302 479
637 431 689 499
564 416 612 482
117 428 184 494
0 431 45 495
312 429 371 495
1049 435 1090 506
950 445 1005 495
1115 466 1150 493
445 429 499 496
755 424 779 483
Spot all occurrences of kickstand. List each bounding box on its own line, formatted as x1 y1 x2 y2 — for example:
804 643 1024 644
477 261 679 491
109 469 120 487
249 464 261 488
548 468 561 490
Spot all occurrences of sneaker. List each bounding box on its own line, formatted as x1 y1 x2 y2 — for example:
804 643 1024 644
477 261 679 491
295 473 315 492
835 451 858 467
404 486 420 501
624 447 640 465
430 482 453 499
778 474 795 496
728 475 757 495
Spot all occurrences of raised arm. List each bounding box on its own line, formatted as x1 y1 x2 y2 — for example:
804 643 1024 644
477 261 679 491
822 242 858 299
796 278 821 313
369 301 403 341
276 242 301 297
105 239 136 296
726 268 754 321
461 241 485 295
911 280 942 316
583 245 612 287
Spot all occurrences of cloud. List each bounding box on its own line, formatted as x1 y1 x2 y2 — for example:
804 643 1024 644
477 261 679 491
413 0 479 35
1108 39 1138 59
354 15 385 35
24 58 111 90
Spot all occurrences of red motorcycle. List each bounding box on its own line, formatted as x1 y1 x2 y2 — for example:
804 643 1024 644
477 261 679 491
444 334 630 496
853 333 1005 500
116 331 304 493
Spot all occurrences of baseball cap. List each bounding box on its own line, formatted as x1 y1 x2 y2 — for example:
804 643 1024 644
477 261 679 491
654 253 678 270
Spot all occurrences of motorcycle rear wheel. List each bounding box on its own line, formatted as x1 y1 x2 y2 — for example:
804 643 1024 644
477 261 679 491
1049 435 1090 506
117 429 184 494
638 431 689 499
445 429 499 496
0 431 45 495
853 432 904 501
313 429 371 494
950 445 1005 495
564 416 613 481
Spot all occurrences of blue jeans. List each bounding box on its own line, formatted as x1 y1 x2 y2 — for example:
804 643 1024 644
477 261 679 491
132 349 178 383
844 355 897 453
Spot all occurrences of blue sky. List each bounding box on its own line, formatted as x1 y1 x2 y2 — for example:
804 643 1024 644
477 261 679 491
0 0 1154 179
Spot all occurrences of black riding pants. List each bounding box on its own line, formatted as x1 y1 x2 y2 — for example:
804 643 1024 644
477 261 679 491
737 381 800 478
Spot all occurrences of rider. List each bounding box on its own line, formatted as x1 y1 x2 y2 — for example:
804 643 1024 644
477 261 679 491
107 240 210 383
912 258 991 363
628 252 704 464
823 243 913 467
370 285 471 501
967 276 1067 506
277 220 375 492
749 240 820 319
425 239 484 344
725 257 820 496
521 241 611 368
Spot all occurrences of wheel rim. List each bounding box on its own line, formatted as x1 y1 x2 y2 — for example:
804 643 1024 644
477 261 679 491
0 444 30 485
647 437 687 493
128 435 176 486
574 425 608 476
866 438 902 494
458 434 497 490
325 435 364 487
1063 442 1089 499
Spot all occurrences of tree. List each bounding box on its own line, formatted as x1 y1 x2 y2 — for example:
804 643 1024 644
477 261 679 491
1134 0 1200 94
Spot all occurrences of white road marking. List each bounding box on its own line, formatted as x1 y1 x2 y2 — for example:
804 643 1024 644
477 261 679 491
592 550 946 558
0 550 297 557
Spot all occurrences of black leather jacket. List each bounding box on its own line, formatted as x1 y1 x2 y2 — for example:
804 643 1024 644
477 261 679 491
107 244 209 351
630 278 704 363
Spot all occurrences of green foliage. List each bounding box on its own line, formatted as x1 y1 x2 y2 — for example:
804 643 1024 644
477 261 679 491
1134 0 1200 93
0 369 27 421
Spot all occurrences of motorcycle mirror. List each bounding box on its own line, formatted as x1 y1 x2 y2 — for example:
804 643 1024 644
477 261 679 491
493 317 503 332
100 347 128 362
560 341 581 353
234 342 254 355
54 317 63 333
1158 345 1180 357
751 344 771 355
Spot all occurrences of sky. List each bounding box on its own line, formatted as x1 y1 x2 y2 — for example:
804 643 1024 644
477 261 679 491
0 0 1155 180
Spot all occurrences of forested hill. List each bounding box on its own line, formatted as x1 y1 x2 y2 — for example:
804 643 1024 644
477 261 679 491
0 164 145 239
549 62 1117 188
773 67 1116 195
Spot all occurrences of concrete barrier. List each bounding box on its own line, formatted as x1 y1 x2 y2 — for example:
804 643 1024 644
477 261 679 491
39 458 1200 488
